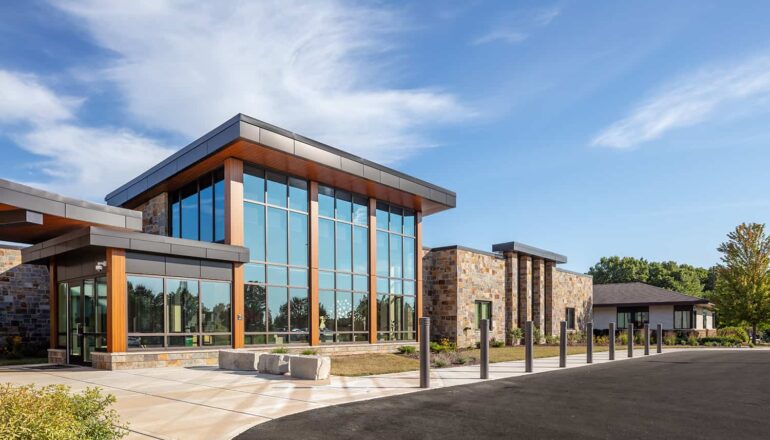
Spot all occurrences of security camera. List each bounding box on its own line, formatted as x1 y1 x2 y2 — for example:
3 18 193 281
95 261 107 272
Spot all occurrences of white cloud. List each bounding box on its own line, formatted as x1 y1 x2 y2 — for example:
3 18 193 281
592 54 770 149
473 30 528 46
533 6 561 25
0 69 174 200
472 5 560 46
0 70 79 124
51 0 468 163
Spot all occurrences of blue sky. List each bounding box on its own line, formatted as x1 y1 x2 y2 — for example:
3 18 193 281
1 0 770 272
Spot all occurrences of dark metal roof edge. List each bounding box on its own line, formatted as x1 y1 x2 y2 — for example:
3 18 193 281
105 113 456 208
22 226 249 264
593 299 711 307
427 245 503 259
491 241 568 263
1 178 142 219
555 268 592 278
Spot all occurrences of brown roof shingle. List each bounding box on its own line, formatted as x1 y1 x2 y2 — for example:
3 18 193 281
593 282 710 307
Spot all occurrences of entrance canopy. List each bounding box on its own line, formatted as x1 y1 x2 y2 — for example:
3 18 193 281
0 179 142 244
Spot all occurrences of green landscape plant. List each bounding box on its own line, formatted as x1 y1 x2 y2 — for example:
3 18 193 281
594 335 609 346
532 327 543 344
711 223 770 343
490 338 505 348
0 383 127 440
663 335 677 345
687 335 699 346
698 336 741 347
544 334 559 345
509 328 524 345
271 347 289 354
397 345 416 355
617 332 628 345
717 326 749 343
567 331 586 346
301 349 318 355
588 256 715 296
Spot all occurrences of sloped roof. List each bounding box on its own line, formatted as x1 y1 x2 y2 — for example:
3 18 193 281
593 282 709 307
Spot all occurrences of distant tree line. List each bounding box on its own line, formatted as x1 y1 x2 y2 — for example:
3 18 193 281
587 256 716 297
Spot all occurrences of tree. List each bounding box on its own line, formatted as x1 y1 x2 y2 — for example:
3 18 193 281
588 256 712 296
712 223 770 343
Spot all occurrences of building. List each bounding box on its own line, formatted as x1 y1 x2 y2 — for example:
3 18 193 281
0 113 592 369
422 244 593 348
593 282 715 336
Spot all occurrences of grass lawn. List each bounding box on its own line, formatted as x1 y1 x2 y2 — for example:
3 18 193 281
331 345 610 377
0 357 48 367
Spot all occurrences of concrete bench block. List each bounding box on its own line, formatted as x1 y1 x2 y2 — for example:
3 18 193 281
258 353 290 375
289 355 331 380
218 350 259 371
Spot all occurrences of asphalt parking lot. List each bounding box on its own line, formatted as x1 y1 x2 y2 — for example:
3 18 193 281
237 350 770 439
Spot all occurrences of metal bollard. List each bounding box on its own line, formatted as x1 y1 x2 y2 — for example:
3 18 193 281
657 323 663 353
609 322 615 360
525 321 533 372
644 324 650 355
480 319 489 379
627 323 634 358
559 321 567 368
420 317 430 388
586 322 593 364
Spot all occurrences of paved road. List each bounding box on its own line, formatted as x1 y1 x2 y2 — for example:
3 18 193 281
236 350 770 439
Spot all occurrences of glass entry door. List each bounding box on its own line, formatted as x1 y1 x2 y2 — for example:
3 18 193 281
65 277 107 365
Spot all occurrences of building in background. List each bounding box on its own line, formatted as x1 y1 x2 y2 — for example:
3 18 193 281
593 282 715 336
423 243 593 348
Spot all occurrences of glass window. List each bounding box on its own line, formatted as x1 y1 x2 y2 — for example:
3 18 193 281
290 288 309 332
268 286 288 332
127 276 164 333
566 308 576 330
319 290 335 342
267 265 288 285
403 209 415 236
244 203 265 261
336 292 353 332
214 170 225 242
244 166 265 202
267 207 288 263
336 273 352 291
376 231 389 276
353 293 368 331
201 281 231 333
474 301 491 330
389 234 402 278
170 194 181 238
319 219 335 270
180 183 198 240
245 284 266 332
167 279 199 333
336 222 352 272
245 263 265 284
404 295 415 333
199 179 213 242
376 202 389 230
403 237 415 279
352 196 368 225
674 306 692 329
353 226 368 274
288 178 308 212
289 268 308 287
335 190 352 222
318 186 335 218
266 172 287 207
319 271 334 289
389 207 402 234
289 212 308 266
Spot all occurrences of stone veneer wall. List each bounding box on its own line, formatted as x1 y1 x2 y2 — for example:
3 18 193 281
455 249 506 348
0 247 50 350
550 268 593 335
422 248 458 342
135 192 168 236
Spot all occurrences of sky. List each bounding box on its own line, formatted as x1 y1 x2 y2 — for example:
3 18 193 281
1 0 770 273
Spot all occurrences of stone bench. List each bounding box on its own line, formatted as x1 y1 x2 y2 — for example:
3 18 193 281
257 353 290 375
288 355 331 380
218 350 259 371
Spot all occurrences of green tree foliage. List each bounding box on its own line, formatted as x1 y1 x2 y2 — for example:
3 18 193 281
712 223 770 343
588 256 713 296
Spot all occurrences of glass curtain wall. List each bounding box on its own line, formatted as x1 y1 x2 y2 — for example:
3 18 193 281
127 275 231 349
242 165 310 345
317 186 369 343
169 169 225 242
376 202 416 341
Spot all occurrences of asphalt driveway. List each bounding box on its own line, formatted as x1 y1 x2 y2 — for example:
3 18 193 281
237 350 770 440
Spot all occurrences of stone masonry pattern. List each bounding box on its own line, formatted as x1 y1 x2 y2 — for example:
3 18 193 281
0 248 50 350
422 248 458 343
550 269 593 335
454 249 506 348
136 192 168 236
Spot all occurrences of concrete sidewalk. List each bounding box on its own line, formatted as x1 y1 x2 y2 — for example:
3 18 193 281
0 348 694 439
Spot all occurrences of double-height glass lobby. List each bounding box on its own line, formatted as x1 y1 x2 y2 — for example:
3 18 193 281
39 114 454 362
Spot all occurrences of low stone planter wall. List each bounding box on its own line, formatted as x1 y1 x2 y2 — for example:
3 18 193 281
92 350 220 370
48 348 66 365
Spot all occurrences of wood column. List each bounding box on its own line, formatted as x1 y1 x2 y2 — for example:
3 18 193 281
48 257 57 349
309 182 320 346
224 158 245 348
368 198 378 344
416 211 424 341
106 248 127 353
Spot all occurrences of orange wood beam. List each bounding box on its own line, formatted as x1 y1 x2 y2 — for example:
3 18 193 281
368 198 378 344
224 158 245 348
309 182 320 346
48 256 57 349
106 248 127 353
416 211 424 342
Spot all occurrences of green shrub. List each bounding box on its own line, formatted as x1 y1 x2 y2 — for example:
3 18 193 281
271 347 289 354
594 335 609 346
509 328 524 345
433 359 448 368
397 345 416 355
532 327 543 344
717 327 749 343
567 331 586 346
430 338 455 353
687 335 699 346
544 334 559 345
0 383 127 440
634 331 645 345
617 332 628 345
698 336 741 347
663 335 677 345
301 349 318 355
490 339 505 348
454 356 468 365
